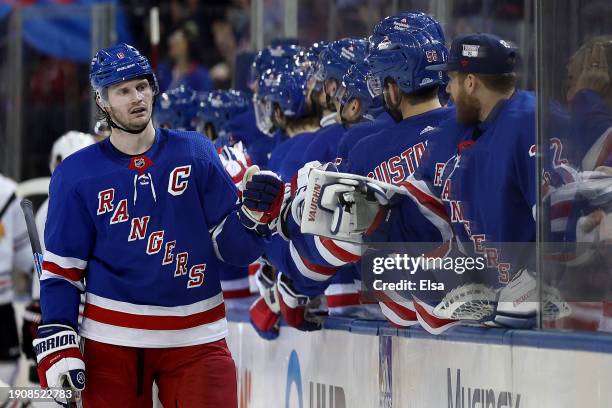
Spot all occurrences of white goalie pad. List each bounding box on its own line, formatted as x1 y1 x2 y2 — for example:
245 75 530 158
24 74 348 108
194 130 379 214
300 168 405 243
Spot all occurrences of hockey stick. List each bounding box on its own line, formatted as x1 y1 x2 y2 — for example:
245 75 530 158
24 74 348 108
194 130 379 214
20 199 43 278
20 199 82 408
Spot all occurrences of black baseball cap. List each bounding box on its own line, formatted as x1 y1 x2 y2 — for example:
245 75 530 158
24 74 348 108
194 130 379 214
426 33 517 74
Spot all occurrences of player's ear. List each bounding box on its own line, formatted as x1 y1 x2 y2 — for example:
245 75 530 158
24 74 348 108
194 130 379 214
464 74 477 95
387 81 400 106
340 99 360 123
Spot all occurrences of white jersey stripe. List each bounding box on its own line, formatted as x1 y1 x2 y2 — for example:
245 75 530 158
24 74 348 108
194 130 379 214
80 318 228 348
40 270 85 291
43 250 87 270
85 292 223 317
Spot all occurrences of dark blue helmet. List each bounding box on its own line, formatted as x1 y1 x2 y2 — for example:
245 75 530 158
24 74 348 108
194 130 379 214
366 30 447 97
254 70 308 134
335 61 384 122
153 85 197 130
314 38 367 84
194 90 251 138
370 12 445 51
267 71 308 118
295 41 329 76
249 44 302 87
90 43 158 99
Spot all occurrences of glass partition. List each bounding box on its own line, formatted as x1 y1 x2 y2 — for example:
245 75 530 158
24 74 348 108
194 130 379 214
538 0 612 332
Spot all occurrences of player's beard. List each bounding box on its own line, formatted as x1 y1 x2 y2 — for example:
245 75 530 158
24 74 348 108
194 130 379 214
384 94 403 123
109 103 152 133
454 88 481 125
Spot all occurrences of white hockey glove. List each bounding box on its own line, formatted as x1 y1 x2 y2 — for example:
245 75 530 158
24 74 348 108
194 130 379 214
33 324 85 404
255 266 280 313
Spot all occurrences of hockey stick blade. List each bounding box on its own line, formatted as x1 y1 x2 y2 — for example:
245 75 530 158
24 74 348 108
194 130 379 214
20 199 43 278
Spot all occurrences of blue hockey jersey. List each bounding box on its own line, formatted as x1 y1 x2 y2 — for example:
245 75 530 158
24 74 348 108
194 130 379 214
41 129 265 348
226 108 267 148
247 129 288 169
300 123 346 166
285 107 455 299
437 90 537 286
336 112 394 168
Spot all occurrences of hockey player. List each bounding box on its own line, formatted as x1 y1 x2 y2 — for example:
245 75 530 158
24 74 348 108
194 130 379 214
334 60 392 167
248 70 324 338
335 10 449 168
0 173 30 387
21 132 96 386
337 33 536 332
265 71 320 180
233 43 302 168
277 29 453 329
33 43 285 407
299 38 368 166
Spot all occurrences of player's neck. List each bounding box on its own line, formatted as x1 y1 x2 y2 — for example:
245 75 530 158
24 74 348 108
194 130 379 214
478 88 515 122
401 98 442 119
110 121 156 156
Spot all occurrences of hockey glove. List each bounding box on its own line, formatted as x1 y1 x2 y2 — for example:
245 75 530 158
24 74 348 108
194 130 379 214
319 178 389 240
277 273 326 331
255 266 280 313
249 297 280 340
239 165 288 236
21 300 41 362
33 324 85 394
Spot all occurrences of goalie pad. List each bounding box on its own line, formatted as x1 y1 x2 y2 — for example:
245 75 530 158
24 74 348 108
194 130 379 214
432 269 571 328
300 169 402 243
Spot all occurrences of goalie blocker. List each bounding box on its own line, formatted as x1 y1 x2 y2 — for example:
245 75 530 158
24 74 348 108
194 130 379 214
300 168 403 244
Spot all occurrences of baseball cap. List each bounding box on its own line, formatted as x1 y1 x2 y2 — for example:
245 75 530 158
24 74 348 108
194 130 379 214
426 33 517 74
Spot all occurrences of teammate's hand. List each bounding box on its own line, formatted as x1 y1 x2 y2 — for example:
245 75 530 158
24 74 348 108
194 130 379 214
277 273 326 331
249 297 280 340
21 300 41 361
239 165 287 236
33 324 85 392
255 266 280 313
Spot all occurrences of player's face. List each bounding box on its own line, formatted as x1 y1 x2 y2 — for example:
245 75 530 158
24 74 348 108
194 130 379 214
448 72 481 125
339 98 362 125
106 78 154 132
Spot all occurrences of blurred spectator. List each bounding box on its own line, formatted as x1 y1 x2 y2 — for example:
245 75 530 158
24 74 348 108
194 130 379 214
157 20 214 92
211 20 237 88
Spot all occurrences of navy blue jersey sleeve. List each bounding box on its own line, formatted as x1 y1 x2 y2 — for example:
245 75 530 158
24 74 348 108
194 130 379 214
196 142 265 266
40 166 94 329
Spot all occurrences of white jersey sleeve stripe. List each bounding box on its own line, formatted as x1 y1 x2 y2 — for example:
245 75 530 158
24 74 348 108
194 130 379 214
43 250 88 270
